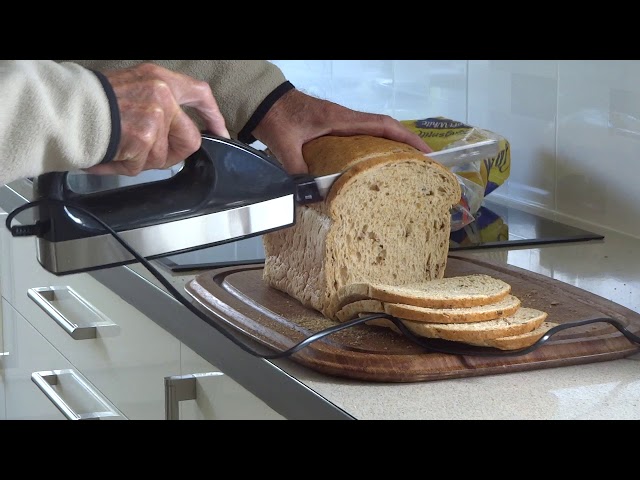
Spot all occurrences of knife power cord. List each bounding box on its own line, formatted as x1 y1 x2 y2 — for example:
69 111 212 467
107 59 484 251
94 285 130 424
7 198 640 359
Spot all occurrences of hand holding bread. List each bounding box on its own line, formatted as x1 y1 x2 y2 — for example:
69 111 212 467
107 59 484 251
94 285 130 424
252 89 433 174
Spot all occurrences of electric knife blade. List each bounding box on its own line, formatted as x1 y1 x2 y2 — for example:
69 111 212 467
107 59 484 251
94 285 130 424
424 139 499 166
313 172 342 199
295 140 499 205
293 172 343 205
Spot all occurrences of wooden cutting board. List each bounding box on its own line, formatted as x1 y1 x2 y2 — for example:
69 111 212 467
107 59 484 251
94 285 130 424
184 255 640 383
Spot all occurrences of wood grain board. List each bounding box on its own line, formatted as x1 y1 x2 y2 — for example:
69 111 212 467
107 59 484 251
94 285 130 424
184 255 640 383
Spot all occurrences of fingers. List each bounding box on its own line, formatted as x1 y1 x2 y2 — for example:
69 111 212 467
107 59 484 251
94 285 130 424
165 108 203 167
332 111 433 154
83 161 138 176
260 134 309 174
141 64 230 139
252 89 434 176
379 117 433 154
101 62 229 177
170 77 230 139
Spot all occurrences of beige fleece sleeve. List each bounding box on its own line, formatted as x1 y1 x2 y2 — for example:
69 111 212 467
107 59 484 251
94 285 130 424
66 60 289 141
0 60 113 186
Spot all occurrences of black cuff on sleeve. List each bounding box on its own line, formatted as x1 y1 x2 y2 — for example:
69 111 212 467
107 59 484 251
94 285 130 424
91 69 121 164
237 81 296 144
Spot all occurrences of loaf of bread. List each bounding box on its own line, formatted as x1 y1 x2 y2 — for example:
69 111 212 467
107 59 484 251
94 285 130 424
262 135 461 319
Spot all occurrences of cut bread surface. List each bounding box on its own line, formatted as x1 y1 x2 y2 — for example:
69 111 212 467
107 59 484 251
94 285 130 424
360 307 547 343
395 307 548 342
335 298 550 350
336 294 521 324
384 294 521 323
329 274 512 317
335 299 386 323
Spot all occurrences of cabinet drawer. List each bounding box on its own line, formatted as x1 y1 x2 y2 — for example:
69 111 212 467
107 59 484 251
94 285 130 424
9 234 181 420
2 299 125 420
173 344 285 420
0 210 14 306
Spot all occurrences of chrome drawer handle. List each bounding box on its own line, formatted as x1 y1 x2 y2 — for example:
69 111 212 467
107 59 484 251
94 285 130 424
28 286 119 340
164 372 224 420
32 369 124 420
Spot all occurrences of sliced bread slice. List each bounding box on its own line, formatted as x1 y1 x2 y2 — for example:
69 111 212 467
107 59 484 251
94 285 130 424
398 307 548 342
470 322 558 350
384 294 521 323
336 299 386 323
337 300 552 351
328 274 512 318
336 295 521 324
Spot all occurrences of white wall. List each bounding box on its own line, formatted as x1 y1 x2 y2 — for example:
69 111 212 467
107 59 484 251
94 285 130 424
270 60 640 239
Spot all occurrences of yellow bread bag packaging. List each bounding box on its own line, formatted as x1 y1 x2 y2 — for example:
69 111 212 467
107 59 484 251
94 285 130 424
401 117 511 230
401 116 511 196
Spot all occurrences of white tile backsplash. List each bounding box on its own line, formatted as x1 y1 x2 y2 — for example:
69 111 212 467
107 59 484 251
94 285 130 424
392 60 467 121
556 60 640 238
269 60 332 100
468 60 559 210
268 60 640 239
329 60 395 114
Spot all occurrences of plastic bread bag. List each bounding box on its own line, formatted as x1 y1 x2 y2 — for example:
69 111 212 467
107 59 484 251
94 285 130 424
449 204 509 249
451 174 484 231
401 117 511 231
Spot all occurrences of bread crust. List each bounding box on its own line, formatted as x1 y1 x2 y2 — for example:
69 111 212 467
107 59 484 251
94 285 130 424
385 295 521 323
329 275 512 317
341 305 554 351
473 322 557 350
302 135 423 176
336 294 521 324
400 307 548 341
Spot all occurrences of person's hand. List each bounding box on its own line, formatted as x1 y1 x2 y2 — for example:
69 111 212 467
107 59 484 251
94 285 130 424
84 62 230 176
251 88 433 174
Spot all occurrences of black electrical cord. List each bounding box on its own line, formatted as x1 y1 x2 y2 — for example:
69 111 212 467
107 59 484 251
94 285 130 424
5 198 402 359
6 198 640 359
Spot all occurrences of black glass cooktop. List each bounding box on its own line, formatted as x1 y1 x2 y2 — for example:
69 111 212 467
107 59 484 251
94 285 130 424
448 199 604 251
157 199 605 273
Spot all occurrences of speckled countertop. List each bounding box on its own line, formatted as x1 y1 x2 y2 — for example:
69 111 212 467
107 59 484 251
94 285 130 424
130 206 640 420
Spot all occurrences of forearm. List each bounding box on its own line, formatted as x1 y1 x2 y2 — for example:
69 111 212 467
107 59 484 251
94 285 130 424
67 60 293 142
0 60 117 185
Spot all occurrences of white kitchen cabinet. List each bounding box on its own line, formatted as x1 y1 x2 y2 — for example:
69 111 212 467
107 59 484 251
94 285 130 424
167 345 284 420
0 210 16 307
0 210 6 419
0 200 282 421
0 203 183 420
0 305 5 420
2 298 125 420
5 231 183 420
